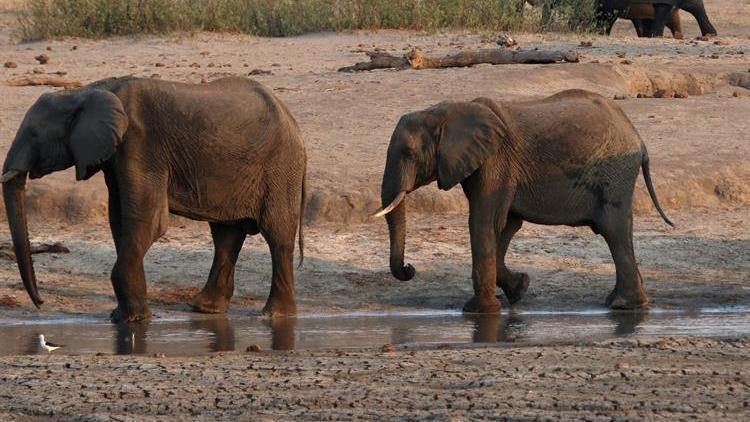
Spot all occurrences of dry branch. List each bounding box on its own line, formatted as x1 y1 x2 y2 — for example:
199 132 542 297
0 242 70 260
339 48 579 72
4 76 82 89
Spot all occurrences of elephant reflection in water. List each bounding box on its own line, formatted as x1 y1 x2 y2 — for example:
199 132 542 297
114 316 296 354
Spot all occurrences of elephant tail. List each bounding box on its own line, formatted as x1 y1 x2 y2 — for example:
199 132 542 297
297 169 306 269
640 142 674 227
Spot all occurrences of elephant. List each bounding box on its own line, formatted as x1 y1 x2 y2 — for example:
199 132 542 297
598 0 716 37
525 0 714 38
374 90 672 314
1 76 307 323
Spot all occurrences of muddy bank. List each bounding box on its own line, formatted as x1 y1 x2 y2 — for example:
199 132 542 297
1 337 748 420
2 63 748 225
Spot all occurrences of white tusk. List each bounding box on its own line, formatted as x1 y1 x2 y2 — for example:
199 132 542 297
372 191 406 218
0 170 21 183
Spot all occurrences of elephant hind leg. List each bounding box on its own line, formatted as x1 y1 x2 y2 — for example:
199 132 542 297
192 222 247 314
496 215 529 305
258 205 300 317
596 207 649 310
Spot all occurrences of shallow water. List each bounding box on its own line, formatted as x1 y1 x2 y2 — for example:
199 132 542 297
2 306 750 356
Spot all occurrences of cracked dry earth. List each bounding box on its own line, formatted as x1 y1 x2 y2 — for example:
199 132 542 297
1 338 749 420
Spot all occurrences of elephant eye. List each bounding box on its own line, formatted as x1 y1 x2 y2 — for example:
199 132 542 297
402 148 416 159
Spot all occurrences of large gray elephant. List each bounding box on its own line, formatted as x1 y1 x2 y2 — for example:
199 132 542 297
2 76 306 322
374 90 672 314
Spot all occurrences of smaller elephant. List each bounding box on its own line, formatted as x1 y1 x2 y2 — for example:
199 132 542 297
375 90 672 313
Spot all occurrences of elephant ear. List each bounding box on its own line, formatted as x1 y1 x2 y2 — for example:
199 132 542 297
69 89 128 180
435 102 505 190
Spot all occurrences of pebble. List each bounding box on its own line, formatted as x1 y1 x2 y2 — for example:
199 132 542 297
35 54 50 64
246 344 262 353
4 60 17 68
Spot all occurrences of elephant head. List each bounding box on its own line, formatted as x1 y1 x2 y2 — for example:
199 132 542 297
2 88 128 307
373 99 519 281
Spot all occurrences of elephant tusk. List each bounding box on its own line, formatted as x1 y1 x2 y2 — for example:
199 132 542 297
372 191 406 218
0 170 21 183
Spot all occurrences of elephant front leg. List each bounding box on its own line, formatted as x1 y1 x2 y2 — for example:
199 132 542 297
110 241 153 323
192 222 247 314
495 216 529 305
463 197 503 314
646 4 673 37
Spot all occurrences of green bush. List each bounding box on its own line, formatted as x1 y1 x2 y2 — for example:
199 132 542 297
17 0 598 40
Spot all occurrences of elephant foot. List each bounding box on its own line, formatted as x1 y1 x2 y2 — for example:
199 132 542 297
605 288 650 310
191 290 230 314
110 304 152 323
462 295 501 314
262 296 297 317
498 271 530 305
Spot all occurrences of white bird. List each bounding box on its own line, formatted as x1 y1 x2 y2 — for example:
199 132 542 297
38 334 64 353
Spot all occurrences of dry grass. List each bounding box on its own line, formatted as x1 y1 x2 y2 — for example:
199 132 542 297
16 0 598 40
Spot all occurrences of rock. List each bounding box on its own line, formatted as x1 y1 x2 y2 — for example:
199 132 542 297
248 69 272 76
153 353 166 358
246 344 262 353
613 94 628 100
32 67 45 74
674 91 688 99
4 60 17 68
620 59 632 65
496 34 518 48
381 344 397 353
35 54 50 64
579 41 593 47
71 45 78 50
189 62 200 68
615 361 631 370
653 89 674 98
0 295 21 307
155 62 165 67
696 35 710 41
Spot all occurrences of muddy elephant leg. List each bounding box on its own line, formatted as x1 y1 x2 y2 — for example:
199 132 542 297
680 0 717 36
597 208 649 309
646 4 673 37
260 217 298 317
496 215 529 305
666 10 684 39
109 177 168 323
192 223 247 314
463 196 503 314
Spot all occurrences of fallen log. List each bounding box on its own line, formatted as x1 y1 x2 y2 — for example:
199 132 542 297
4 76 82 89
0 242 70 260
339 48 579 72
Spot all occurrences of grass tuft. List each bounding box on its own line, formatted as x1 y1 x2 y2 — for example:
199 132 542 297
17 0 599 40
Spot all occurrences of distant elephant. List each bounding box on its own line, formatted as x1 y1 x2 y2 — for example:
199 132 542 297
374 90 672 314
2 76 307 322
598 0 716 37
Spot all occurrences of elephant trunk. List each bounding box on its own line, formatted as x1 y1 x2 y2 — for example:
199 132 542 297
378 163 416 281
2 172 43 307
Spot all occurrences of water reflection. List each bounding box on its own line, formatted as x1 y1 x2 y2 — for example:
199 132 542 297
1 306 747 356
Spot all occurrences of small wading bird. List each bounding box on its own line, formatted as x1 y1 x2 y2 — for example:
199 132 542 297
38 334 64 353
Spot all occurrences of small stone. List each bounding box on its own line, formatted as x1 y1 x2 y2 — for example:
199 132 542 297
714 40 729 46
71 45 78 50
54 70 67 75
153 353 165 358
615 361 631 370
32 67 44 74
620 59 632 65
246 344 262 353
189 62 200 68
46 46 52 51
248 69 272 76
589 59 600 64
696 35 710 41
653 89 674 98
436 343 452 350
200 51 210 56
733 91 742 97
495 33 518 48
155 62 165 67
613 94 627 100
381 343 397 353
579 40 593 47
34 54 50 64
615 51 626 58
3 60 17 68
674 91 688 99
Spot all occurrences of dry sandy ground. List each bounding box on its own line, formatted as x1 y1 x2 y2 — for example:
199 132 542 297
0 0 748 419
